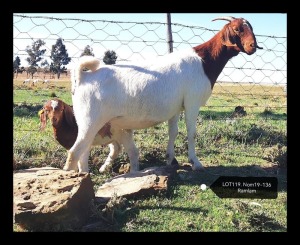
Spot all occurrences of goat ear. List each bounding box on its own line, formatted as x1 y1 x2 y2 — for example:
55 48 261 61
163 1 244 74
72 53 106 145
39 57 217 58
39 109 47 131
64 104 76 127
222 26 237 47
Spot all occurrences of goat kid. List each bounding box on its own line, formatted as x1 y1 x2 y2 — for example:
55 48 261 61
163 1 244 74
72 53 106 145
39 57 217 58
39 99 136 173
66 16 262 173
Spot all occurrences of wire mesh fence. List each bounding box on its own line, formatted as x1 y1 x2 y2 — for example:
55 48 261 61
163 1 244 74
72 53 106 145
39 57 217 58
13 14 287 167
13 15 287 100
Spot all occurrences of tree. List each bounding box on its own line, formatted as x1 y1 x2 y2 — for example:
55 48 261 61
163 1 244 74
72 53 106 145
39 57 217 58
103 50 117 65
41 60 51 79
41 59 49 67
50 38 71 79
80 45 94 57
18 67 26 75
25 39 46 78
27 66 37 79
13 56 21 77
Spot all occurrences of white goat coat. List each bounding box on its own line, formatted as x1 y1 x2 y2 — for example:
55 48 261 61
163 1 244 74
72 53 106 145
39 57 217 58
72 49 212 131
68 48 213 173
66 16 259 173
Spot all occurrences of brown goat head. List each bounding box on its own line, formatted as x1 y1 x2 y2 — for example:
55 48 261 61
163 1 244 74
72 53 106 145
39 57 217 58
39 99 76 130
212 16 263 55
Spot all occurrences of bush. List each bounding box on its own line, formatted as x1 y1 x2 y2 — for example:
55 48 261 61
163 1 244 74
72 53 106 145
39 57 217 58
50 92 57 97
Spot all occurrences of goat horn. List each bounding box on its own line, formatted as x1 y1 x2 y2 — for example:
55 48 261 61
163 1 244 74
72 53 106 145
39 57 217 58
256 45 263 49
212 16 236 22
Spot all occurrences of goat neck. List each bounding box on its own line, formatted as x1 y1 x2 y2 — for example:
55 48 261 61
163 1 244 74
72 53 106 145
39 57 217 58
193 31 241 89
53 119 78 150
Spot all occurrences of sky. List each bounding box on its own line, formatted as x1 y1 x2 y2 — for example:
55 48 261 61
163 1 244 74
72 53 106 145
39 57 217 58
13 13 287 84
14 13 286 36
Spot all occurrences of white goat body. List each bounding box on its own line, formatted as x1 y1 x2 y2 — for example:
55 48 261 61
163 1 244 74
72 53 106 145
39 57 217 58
67 50 212 173
73 50 212 130
66 17 260 173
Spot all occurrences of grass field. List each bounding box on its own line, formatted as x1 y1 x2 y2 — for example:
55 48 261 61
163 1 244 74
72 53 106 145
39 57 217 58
13 77 287 232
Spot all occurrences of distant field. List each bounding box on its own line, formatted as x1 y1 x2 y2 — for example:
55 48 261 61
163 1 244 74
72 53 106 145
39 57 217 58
13 77 286 111
13 74 286 95
13 75 287 232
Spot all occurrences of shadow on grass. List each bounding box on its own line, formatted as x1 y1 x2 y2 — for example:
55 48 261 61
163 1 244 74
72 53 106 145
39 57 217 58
116 206 209 231
86 200 209 232
172 165 287 192
249 213 286 232
82 162 286 232
139 152 167 169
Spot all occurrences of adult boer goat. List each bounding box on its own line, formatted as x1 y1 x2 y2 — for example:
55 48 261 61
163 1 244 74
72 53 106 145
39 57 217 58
65 16 262 173
39 99 136 173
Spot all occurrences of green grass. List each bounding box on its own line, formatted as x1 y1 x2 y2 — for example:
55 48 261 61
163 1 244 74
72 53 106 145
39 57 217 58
13 80 287 232
118 190 287 232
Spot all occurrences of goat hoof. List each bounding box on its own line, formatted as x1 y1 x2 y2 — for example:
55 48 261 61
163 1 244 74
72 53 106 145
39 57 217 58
78 170 89 175
189 159 204 171
78 172 88 176
166 156 178 166
63 164 77 171
192 165 205 171
63 165 71 171
78 166 89 173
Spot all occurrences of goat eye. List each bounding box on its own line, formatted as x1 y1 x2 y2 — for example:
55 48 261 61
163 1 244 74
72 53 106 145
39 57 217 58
233 27 239 33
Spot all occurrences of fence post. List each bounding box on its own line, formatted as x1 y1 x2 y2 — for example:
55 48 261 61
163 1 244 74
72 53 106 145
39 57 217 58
166 13 173 53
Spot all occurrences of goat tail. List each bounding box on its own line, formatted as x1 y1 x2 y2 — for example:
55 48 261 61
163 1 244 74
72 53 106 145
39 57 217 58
74 56 101 85
78 56 101 72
